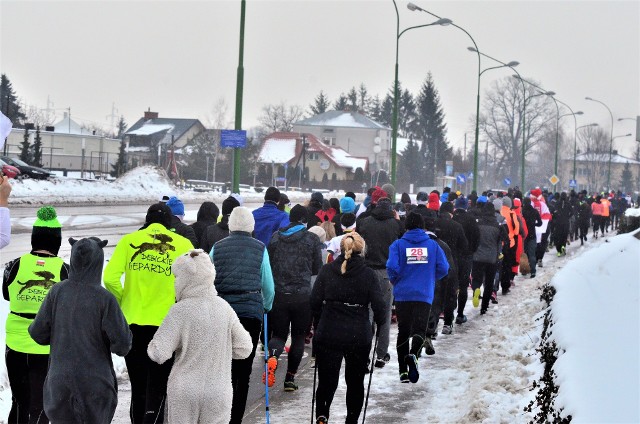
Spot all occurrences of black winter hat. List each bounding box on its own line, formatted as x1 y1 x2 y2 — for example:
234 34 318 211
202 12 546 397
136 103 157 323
145 202 173 229
345 191 356 200
264 186 281 203
222 196 241 216
31 206 62 255
289 204 308 223
311 192 324 204
405 212 424 230
440 202 454 215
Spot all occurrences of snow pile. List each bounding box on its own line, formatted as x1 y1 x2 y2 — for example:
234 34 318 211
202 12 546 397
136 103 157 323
625 207 640 217
550 229 640 422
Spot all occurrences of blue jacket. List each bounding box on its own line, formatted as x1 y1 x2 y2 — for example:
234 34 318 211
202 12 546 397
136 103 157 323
386 229 449 304
252 202 290 246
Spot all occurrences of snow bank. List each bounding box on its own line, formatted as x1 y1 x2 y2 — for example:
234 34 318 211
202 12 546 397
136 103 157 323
625 207 640 217
551 230 640 422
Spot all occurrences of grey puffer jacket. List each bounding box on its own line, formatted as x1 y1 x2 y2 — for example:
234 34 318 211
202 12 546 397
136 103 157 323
268 223 323 295
473 207 507 264
29 237 132 424
148 249 252 424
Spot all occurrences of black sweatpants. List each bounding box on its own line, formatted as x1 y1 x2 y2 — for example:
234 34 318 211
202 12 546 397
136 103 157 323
6 347 49 424
314 341 370 424
457 255 473 316
554 224 569 253
230 317 262 424
268 292 310 374
500 243 517 292
471 261 498 311
125 325 174 424
395 301 431 372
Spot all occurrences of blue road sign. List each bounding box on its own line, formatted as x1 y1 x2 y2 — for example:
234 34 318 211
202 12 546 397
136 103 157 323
456 174 466 184
503 177 512 186
467 172 474 180
569 179 577 188
220 130 247 148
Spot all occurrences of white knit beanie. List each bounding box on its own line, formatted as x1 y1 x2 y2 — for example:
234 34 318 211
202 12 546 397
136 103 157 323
228 206 255 233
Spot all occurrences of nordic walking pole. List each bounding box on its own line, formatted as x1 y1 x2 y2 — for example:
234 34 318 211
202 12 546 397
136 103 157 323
361 335 379 424
311 355 318 424
264 312 271 424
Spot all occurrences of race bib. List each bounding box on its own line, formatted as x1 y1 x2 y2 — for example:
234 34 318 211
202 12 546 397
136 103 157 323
406 247 428 264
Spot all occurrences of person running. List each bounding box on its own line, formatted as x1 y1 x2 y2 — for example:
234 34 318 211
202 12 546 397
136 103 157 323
326 213 357 263
552 192 572 256
387 213 449 383
201 196 240 253
210 206 274 424
148 249 253 424
601 194 611 233
265 205 323 391
189 201 219 248
252 187 291 246
522 198 542 278
28 237 132 424
576 193 591 245
498 197 519 295
166 196 199 248
471 202 507 314
591 195 605 238
452 196 480 323
104 202 194 424
311 232 386 424
3 206 69 424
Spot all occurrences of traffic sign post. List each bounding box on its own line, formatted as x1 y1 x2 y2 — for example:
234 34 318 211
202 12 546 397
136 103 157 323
503 177 511 187
569 179 577 188
549 174 560 186
221 130 247 148
456 174 466 185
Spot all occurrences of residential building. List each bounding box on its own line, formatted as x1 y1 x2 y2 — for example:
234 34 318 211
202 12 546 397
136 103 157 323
561 151 640 193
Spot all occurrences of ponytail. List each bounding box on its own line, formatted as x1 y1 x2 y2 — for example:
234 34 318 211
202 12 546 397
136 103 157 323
339 232 365 274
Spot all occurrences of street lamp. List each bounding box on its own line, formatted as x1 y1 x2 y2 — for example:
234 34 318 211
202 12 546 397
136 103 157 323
407 2 481 192
574 123 598 191
564 110 585 181
391 1 451 197
585 97 614 190
468 48 521 189
231 0 247 194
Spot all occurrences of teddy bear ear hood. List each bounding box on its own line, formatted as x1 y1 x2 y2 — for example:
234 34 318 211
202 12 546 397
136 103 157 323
171 249 217 301
69 237 108 285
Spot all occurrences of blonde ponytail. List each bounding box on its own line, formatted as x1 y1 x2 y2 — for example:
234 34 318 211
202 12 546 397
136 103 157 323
339 232 365 274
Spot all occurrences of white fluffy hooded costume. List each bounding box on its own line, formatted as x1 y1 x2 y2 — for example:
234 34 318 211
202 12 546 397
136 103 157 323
147 249 252 424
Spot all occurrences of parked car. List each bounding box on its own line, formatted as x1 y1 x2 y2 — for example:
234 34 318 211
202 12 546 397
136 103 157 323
0 156 53 180
0 159 21 179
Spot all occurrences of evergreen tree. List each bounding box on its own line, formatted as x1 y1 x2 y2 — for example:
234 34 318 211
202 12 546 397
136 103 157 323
358 83 371 114
310 90 330 116
32 125 43 167
20 127 32 163
322 172 329 188
354 167 365 182
333 94 348 111
397 137 422 186
415 73 450 186
111 139 127 177
379 93 393 128
0 74 26 126
116 115 128 138
619 161 633 192
369 95 382 122
347 87 358 111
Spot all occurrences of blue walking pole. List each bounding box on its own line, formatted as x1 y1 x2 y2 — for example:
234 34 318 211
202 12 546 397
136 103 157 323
263 313 271 424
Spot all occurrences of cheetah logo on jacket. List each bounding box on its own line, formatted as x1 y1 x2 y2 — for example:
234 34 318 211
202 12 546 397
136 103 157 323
129 233 176 261
17 270 56 295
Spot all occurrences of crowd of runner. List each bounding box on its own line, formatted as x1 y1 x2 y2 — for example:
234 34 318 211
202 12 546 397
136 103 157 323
0 174 636 424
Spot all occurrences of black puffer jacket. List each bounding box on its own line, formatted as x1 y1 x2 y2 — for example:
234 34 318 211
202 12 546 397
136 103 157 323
29 237 132 424
189 202 219 248
453 209 480 255
473 206 507 264
522 204 542 242
356 202 404 269
171 216 199 248
200 219 230 254
311 254 386 348
268 223 323 295
434 213 469 265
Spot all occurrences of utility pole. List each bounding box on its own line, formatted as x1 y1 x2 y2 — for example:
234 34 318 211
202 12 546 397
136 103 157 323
106 102 118 135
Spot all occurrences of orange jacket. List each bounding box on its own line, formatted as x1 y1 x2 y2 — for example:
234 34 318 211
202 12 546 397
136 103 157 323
600 199 610 217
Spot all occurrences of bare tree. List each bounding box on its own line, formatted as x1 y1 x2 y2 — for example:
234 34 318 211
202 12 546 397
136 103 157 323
204 97 232 182
577 125 609 192
479 77 557 182
25 104 56 128
257 101 304 135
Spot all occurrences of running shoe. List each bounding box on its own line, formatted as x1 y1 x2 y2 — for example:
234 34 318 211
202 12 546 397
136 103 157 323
262 356 278 387
472 288 481 308
405 354 419 383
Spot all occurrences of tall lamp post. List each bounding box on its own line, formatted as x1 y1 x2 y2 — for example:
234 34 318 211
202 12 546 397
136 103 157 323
391 1 451 196
574 123 599 188
585 97 614 190
231 0 246 194
407 2 480 192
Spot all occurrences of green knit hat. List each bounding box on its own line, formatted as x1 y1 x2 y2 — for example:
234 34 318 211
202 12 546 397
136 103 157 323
33 206 61 228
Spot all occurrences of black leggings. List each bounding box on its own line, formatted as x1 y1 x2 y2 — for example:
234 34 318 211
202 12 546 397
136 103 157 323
395 301 431 372
314 342 370 424
125 325 174 424
6 348 49 424
268 293 310 374
230 317 262 424
471 261 498 310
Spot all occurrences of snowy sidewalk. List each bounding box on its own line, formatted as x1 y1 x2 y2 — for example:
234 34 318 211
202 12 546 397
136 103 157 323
240 235 612 424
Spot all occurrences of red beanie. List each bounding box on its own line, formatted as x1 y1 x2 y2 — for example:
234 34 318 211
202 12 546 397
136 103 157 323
531 188 542 197
427 192 440 210
371 188 388 205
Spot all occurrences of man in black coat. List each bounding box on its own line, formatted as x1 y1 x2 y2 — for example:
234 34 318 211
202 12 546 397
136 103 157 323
522 197 542 277
166 196 199 248
356 197 403 367
452 197 480 323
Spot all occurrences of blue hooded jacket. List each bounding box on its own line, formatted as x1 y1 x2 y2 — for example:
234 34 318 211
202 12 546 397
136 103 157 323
386 228 449 304
252 202 290 246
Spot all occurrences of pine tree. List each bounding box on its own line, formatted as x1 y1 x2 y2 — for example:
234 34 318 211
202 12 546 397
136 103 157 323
116 115 128 138
0 74 26 126
310 91 330 116
20 127 32 163
369 95 382 122
397 137 422 186
347 87 358 111
333 94 348 111
619 161 633 193
415 73 450 185
32 125 43 167
354 167 365 182
358 83 371 114
111 139 127 177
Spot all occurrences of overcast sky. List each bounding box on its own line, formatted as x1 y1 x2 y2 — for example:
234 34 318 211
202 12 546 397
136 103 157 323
1 0 638 157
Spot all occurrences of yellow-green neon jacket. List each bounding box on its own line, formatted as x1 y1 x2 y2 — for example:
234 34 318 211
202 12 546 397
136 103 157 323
104 223 193 326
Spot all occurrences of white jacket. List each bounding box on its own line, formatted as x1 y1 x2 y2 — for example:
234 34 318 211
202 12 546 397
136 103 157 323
148 250 252 424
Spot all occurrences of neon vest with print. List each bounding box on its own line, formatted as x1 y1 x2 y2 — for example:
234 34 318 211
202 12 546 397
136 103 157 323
6 254 64 354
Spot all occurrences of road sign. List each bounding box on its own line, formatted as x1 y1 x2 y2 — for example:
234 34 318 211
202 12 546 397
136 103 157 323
467 172 474 180
569 179 577 188
220 130 247 148
456 174 466 184
549 174 560 185
503 177 511 186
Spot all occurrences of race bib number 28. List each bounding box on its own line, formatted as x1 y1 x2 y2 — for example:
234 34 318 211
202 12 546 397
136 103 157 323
406 247 428 264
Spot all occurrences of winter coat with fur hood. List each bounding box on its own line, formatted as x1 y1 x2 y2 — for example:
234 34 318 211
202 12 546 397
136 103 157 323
28 237 132 424
148 249 253 424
